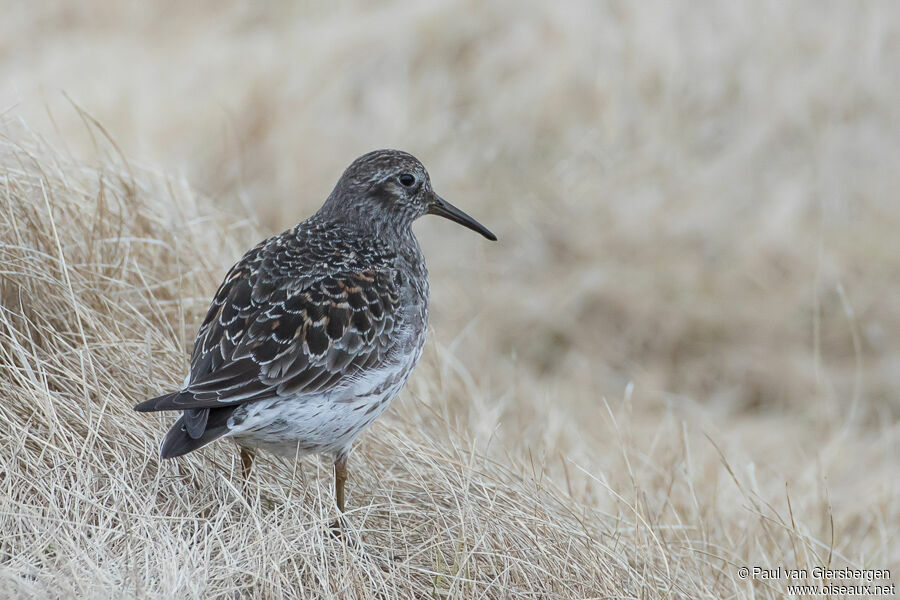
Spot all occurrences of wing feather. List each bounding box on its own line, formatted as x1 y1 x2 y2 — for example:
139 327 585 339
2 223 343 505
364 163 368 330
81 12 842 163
137 226 402 415
139 231 401 414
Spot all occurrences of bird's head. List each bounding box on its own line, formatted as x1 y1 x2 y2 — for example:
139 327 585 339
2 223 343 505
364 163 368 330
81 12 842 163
322 149 497 241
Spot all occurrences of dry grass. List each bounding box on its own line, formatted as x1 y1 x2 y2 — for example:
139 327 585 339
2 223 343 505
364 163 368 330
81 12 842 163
1 1 898 598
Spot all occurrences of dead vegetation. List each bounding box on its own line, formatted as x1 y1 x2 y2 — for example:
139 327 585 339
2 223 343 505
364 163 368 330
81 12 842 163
0 1 898 598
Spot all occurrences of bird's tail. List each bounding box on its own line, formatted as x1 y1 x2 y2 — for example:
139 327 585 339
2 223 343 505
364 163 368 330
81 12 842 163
134 391 195 412
159 406 237 459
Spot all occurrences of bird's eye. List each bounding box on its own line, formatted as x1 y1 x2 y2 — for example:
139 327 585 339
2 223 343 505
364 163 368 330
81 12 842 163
398 173 416 187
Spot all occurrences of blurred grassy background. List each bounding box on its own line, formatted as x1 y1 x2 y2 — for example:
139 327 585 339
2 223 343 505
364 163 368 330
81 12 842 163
1 0 898 595
5 0 897 417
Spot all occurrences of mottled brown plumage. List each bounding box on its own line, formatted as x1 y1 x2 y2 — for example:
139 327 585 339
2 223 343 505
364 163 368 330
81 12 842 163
135 149 496 515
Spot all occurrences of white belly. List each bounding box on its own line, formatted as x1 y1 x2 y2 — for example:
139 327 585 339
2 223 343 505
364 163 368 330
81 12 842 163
225 357 416 457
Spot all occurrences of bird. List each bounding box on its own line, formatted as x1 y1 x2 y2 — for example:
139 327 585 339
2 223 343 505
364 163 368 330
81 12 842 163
135 149 496 517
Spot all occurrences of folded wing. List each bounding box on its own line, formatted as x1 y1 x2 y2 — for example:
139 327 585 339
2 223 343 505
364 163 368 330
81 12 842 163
135 241 400 419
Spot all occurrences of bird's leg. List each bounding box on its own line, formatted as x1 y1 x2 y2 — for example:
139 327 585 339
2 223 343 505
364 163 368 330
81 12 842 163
240 447 256 483
328 451 351 536
334 452 349 514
